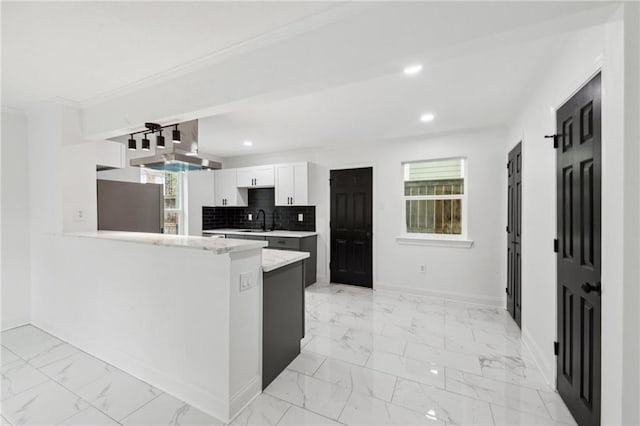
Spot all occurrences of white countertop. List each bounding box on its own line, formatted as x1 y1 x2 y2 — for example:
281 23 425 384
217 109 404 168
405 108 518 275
204 229 318 238
67 231 267 254
262 248 310 272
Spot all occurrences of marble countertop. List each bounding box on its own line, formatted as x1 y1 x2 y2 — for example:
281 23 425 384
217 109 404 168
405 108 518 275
67 231 267 254
203 229 318 238
262 248 310 272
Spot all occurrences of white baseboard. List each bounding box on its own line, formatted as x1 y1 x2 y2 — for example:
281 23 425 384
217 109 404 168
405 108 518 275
229 376 261 423
522 327 555 389
374 282 504 307
1 320 30 332
33 320 233 422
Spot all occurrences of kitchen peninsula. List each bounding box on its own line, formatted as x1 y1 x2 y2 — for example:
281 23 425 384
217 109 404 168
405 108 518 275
31 231 305 423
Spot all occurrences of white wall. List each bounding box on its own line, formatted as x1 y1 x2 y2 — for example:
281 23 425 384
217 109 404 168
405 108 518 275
223 126 507 305
1 110 31 329
506 9 640 424
506 22 606 387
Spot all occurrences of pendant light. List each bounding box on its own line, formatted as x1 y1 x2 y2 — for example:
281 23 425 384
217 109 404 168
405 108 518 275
142 134 150 151
172 125 181 143
128 134 136 151
156 131 165 149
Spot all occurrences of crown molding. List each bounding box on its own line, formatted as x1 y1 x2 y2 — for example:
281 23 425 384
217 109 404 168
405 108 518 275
78 2 370 109
24 97 82 116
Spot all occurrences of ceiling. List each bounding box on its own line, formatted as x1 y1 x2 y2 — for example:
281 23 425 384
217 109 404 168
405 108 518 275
2 1 617 158
1 1 338 109
196 35 562 157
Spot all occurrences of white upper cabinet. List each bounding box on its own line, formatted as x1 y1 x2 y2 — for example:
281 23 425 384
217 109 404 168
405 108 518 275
275 162 309 206
186 170 215 235
236 165 275 188
95 140 125 169
214 169 248 207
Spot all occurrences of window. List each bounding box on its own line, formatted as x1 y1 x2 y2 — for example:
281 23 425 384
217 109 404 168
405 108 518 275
402 158 466 238
140 168 185 235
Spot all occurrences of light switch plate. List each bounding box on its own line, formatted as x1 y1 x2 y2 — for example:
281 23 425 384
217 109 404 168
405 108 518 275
248 213 253 221
298 213 304 222
239 272 254 292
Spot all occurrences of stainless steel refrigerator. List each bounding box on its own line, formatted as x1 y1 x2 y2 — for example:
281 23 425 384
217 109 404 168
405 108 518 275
97 179 163 233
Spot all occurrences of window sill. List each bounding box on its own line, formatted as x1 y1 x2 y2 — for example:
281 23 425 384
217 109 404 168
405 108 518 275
395 235 474 248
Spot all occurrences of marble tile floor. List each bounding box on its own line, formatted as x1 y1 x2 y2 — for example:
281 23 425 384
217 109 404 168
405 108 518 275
1 282 576 425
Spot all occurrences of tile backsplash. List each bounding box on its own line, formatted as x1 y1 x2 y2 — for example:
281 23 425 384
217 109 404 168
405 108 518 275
202 188 315 232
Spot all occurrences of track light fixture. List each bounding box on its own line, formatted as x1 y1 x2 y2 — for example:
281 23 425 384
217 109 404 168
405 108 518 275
141 134 150 151
126 122 182 151
172 125 181 144
156 131 165 149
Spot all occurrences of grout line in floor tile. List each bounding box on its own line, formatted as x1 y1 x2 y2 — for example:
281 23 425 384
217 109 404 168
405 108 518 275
1 375 56 404
55 404 124 426
272 404 292 426
536 389 555 420
116 391 165 424
27 345 81 370
488 400 498 425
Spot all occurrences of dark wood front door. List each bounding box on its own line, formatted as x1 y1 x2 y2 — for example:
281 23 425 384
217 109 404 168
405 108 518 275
330 167 373 288
507 142 522 328
556 72 601 426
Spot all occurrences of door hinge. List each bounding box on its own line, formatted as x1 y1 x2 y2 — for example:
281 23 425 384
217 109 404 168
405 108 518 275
553 239 559 253
506 225 509 232
505 287 509 294
554 341 559 356
545 134 559 149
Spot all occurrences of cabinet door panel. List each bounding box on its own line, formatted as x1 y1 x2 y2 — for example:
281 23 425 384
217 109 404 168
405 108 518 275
236 168 254 188
275 165 294 206
254 166 275 187
293 163 308 205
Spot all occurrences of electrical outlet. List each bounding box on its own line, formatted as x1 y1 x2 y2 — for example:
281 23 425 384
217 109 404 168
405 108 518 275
298 213 304 222
239 272 254 292
74 208 85 222
419 264 426 273
248 213 253 221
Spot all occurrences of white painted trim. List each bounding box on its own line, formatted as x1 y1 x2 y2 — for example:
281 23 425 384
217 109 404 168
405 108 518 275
32 320 231 422
395 235 474 248
522 327 555 390
228 375 261 423
374 282 503 307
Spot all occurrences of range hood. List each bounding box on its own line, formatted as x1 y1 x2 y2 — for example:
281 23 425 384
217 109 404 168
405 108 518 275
130 150 221 172
126 119 221 172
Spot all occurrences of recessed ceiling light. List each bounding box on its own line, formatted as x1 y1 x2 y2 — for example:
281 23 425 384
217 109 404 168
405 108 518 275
403 64 423 75
420 113 435 122
243 140 253 147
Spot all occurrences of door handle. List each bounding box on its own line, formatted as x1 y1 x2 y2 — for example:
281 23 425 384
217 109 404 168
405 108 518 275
581 282 601 295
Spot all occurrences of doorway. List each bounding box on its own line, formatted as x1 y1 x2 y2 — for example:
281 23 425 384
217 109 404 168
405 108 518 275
556 72 601 426
329 167 373 288
507 142 522 328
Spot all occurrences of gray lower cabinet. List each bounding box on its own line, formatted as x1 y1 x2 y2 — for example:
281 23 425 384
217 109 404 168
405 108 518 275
267 236 317 287
205 232 317 286
262 260 304 390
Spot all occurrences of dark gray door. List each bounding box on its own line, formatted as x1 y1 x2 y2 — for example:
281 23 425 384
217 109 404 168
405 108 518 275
556 72 601 426
330 167 373 287
507 142 522 327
